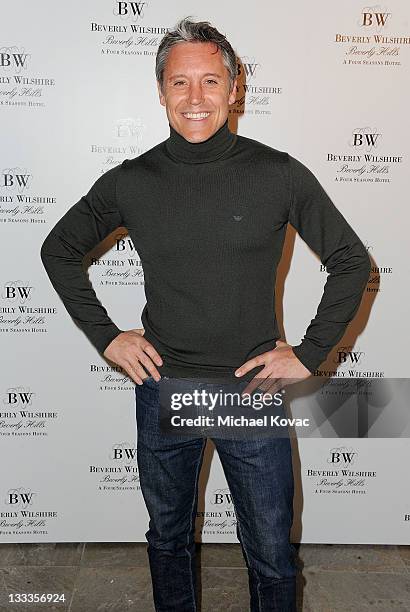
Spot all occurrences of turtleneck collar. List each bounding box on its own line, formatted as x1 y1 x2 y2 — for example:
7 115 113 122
164 118 237 164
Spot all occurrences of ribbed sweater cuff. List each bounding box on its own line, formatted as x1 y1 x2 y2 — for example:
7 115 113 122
292 340 324 374
87 323 124 356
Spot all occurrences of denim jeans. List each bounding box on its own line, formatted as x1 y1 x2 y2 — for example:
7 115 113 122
135 375 297 612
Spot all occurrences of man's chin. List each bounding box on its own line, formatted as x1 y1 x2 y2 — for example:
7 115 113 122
176 122 217 143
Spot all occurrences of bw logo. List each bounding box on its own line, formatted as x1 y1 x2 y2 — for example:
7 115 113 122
328 447 357 465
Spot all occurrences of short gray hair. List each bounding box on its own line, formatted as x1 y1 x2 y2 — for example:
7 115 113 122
156 16 237 93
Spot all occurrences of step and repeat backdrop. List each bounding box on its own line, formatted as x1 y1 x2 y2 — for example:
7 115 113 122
1 1 409 543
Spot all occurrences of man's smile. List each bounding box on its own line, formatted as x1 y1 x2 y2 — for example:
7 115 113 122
182 111 211 120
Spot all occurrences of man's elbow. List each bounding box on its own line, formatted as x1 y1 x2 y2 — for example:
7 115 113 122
40 230 58 270
357 244 372 285
40 234 51 266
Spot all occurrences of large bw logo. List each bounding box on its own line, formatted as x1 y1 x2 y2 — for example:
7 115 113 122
328 447 357 466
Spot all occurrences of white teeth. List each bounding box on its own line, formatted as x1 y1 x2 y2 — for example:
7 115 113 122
183 112 210 119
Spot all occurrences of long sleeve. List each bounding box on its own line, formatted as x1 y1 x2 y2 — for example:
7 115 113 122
40 165 124 355
287 154 371 373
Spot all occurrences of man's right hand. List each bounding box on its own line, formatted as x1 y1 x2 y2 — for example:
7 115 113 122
103 328 163 384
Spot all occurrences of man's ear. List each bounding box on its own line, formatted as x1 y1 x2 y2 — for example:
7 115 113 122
228 78 238 105
157 80 165 106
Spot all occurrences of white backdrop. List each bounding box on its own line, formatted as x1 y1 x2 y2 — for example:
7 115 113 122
1 0 409 543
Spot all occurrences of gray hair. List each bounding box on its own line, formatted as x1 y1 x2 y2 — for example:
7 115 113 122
156 16 237 93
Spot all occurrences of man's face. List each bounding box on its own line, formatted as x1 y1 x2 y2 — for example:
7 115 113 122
157 41 237 143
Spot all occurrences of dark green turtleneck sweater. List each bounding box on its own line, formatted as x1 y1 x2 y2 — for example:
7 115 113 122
40 119 370 380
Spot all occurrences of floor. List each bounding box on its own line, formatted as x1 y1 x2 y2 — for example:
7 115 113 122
0 542 408 611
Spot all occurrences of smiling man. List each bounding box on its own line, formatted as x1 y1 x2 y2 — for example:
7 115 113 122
157 40 237 142
40 16 371 612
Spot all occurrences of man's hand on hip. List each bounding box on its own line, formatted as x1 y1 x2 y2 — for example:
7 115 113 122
103 328 163 385
234 340 311 397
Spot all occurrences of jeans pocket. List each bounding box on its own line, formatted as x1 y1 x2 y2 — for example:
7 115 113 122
142 375 169 385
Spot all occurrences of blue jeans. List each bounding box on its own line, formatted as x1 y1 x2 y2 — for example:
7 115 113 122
135 376 297 611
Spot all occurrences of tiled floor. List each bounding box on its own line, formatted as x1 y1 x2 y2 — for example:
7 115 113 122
0 542 408 611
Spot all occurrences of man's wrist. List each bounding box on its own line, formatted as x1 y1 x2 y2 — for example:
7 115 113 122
291 343 318 375
97 325 124 356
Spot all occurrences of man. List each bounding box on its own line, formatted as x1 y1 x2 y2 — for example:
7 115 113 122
40 16 371 612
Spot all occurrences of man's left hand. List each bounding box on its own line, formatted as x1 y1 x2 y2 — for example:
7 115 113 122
234 340 312 397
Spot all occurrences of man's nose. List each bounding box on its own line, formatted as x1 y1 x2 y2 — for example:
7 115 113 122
187 82 204 105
